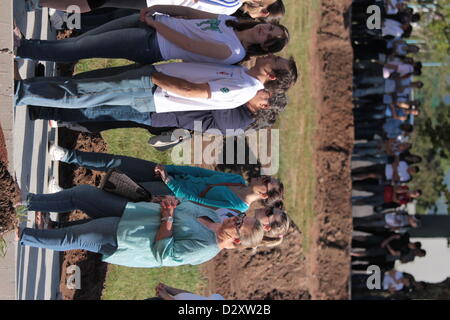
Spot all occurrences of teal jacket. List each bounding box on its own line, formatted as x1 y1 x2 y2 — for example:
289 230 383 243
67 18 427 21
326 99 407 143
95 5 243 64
164 165 249 212
102 201 221 268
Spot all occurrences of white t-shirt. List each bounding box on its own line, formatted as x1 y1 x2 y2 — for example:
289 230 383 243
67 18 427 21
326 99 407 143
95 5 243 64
155 14 245 64
382 19 404 38
383 271 404 291
383 59 413 78
146 0 242 15
385 161 410 181
384 213 410 228
173 292 226 300
153 62 264 113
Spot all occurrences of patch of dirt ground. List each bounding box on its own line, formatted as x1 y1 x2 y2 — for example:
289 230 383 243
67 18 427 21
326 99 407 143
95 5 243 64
309 0 354 299
0 126 20 236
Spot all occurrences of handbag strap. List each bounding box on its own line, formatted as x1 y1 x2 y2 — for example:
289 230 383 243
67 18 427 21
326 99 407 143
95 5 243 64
198 183 246 198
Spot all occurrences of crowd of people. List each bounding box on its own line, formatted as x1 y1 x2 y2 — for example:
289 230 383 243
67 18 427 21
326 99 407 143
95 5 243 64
350 0 427 298
12 0 299 286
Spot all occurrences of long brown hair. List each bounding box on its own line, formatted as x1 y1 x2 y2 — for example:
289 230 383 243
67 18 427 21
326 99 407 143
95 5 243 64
226 19 289 59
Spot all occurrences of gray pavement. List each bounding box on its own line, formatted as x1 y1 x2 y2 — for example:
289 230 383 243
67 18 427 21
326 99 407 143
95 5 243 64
0 0 16 301
0 0 61 300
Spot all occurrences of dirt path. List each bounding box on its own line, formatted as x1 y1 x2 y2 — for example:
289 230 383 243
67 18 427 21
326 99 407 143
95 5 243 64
308 0 354 299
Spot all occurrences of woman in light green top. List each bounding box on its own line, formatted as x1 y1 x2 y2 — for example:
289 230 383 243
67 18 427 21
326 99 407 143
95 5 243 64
16 185 264 268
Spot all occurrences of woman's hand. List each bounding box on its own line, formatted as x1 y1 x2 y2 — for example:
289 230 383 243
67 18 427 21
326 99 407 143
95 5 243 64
155 164 169 183
140 7 156 23
161 195 179 210
156 282 173 300
143 14 157 28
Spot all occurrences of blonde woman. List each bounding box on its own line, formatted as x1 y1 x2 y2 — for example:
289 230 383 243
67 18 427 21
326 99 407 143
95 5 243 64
16 188 264 268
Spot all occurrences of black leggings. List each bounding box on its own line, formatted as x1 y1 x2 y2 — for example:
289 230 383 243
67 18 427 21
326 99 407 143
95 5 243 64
87 0 147 10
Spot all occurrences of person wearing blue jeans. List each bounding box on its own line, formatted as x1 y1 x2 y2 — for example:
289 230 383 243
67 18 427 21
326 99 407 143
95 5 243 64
16 14 162 64
15 64 157 122
17 186 265 268
16 7 290 65
50 147 284 212
19 185 126 255
15 55 296 118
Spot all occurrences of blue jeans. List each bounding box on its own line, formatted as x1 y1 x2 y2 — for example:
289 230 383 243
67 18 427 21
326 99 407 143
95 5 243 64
28 105 153 125
17 14 163 64
61 150 173 195
20 185 128 254
15 64 156 123
20 217 120 255
354 85 385 97
358 77 385 86
79 8 140 33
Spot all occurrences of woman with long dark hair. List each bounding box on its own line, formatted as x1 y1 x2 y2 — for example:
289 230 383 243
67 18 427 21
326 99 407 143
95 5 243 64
16 5 289 64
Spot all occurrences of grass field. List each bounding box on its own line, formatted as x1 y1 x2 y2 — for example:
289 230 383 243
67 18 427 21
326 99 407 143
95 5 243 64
72 0 321 296
277 0 320 251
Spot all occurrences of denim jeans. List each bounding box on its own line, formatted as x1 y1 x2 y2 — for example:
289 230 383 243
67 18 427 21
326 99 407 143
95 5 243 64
79 8 139 33
15 64 157 122
354 86 385 97
17 14 163 64
61 150 173 195
357 76 385 86
26 184 127 215
20 185 129 255
20 217 120 255
29 105 153 125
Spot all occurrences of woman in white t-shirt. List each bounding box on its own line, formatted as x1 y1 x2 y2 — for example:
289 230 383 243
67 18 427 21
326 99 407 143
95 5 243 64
27 0 285 20
16 5 289 65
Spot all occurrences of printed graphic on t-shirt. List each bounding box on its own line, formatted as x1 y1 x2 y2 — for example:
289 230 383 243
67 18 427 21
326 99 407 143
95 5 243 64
196 19 223 33
217 71 233 77
220 88 230 93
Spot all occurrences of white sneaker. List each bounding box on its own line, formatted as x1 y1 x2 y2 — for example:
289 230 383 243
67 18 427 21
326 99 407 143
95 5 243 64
48 177 63 193
48 144 68 161
48 9 66 30
48 120 58 128
148 129 191 151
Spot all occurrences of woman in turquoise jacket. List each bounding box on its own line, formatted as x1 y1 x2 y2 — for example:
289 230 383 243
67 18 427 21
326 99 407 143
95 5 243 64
16 185 264 268
49 146 285 213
